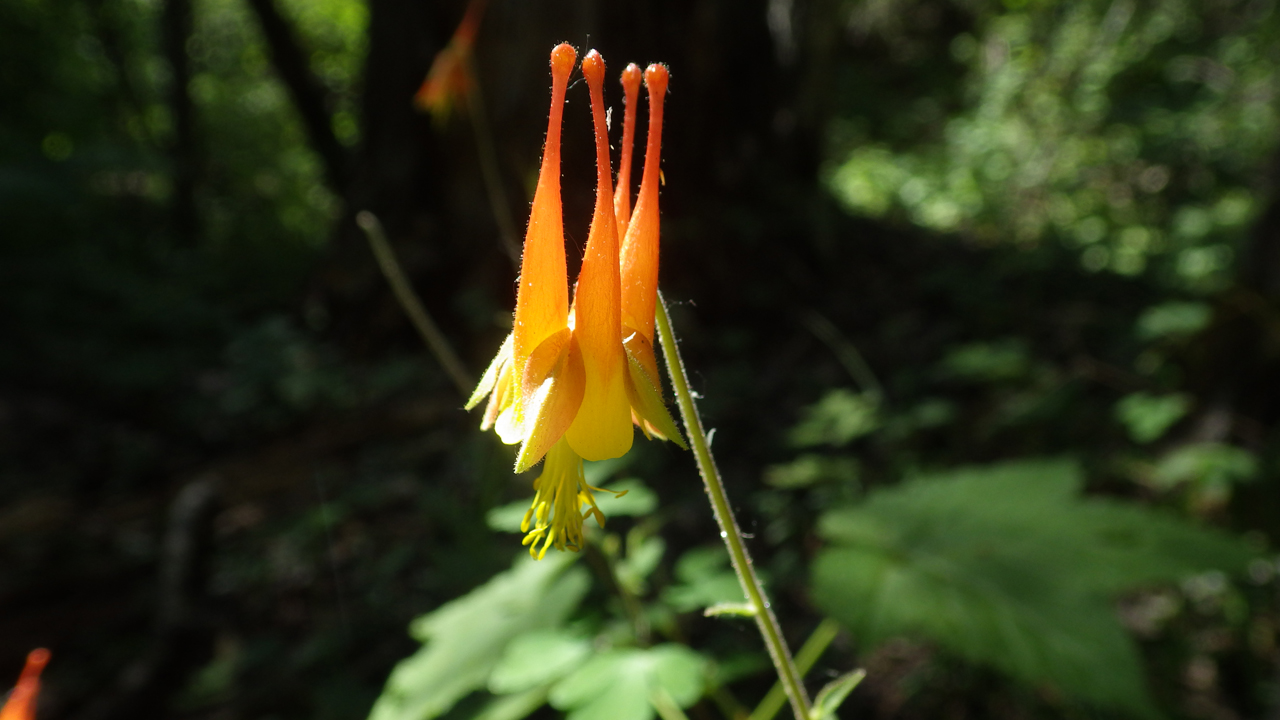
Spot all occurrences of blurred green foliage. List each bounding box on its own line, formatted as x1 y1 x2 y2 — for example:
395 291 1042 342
829 0 1279 286
812 459 1251 716
4 0 1279 719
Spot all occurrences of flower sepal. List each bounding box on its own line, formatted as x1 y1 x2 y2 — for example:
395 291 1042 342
514 328 586 472
622 332 686 447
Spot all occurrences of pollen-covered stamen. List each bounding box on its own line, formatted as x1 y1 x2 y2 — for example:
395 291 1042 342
613 63 642 238
619 63 669 344
520 438 591 558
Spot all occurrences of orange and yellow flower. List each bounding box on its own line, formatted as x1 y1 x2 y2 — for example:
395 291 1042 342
413 0 487 124
467 44 683 558
0 649 49 720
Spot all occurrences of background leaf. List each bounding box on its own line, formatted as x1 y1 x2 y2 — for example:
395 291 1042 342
812 458 1253 717
367 554 589 720
549 645 707 720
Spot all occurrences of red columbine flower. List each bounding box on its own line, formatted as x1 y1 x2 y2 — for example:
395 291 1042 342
0 649 49 720
413 0 487 124
467 45 683 558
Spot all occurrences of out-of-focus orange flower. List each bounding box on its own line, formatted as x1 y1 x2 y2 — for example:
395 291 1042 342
0 649 50 720
467 45 682 558
413 0 487 124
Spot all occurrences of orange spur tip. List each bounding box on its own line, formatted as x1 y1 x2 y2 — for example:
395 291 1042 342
620 63 642 92
550 43 576 77
613 63 643 235
23 651 49 673
644 63 669 95
581 49 605 86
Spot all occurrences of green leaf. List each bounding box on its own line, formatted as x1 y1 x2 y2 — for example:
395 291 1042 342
1152 443 1257 491
790 389 881 447
1136 302 1211 341
549 645 707 720
662 546 746 613
469 688 549 720
1115 392 1191 443
618 534 666 594
595 478 659 518
937 340 1029 383
810 669 866 720
367 553 589 720
812 458 1252 718
489 629 593 694
764 454 860 489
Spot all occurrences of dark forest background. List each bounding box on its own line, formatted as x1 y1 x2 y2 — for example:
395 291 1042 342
3 0 1280 719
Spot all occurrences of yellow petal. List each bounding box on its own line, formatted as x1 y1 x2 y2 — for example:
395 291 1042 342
494 402 522 444
481 360 514 432
467 332 513 411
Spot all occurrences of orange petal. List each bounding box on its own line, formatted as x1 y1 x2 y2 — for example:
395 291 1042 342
501 327 572 446
613 63 642 238
619 63 669 343
512 43 575 424
516 335 586 472
452 0 487 48
0 649 49 720
565 50 634 462
414 46 470 123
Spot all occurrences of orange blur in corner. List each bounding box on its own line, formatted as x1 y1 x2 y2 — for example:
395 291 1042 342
413 0 488 123
0 649 50 720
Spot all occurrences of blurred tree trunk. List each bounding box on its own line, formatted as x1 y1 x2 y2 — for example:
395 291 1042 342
162 0 196 244
245 0 352 194
348 0 438 240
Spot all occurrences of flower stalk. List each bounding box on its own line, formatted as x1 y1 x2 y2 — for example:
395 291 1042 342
654 291 813 720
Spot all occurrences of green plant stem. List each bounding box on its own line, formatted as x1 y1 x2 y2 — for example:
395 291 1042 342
654 291 812 720
799 310 882 402
357 211 473 397
751 618 841 720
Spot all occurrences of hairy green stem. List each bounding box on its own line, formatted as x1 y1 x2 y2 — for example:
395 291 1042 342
654 291 812 720
751 618 841 720
357 211 473 396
